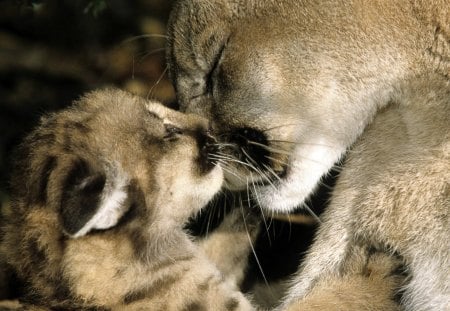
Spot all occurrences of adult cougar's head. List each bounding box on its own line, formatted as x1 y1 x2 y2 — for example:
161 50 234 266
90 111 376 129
167 0 449 212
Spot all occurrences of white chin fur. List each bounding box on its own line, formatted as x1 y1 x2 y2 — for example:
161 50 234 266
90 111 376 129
253 142 344 212
192 165 224 208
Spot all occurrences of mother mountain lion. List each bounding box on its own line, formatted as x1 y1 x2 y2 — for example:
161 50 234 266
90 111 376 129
166 0 449 310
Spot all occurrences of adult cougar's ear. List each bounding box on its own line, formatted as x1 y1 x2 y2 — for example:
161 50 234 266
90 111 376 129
58 157 129 238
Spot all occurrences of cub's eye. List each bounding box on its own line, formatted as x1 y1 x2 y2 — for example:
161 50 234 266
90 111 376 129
164 124 183 140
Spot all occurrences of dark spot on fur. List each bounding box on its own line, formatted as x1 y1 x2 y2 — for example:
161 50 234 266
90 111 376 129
63 121 91 134
52 278 72 302
26 237 47 268
123 288 149 305
61 122 91 152
146 110 163 121
154 256 195 271
225 298 240 311
123 274 181 304
60 158 106 236
197 276 213 292
32 156 57 205
116 182 145 229
182 301 206 311
393 286 406 305
34 131 56 145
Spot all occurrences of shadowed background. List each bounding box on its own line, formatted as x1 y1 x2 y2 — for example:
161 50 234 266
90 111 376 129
0 0 175 206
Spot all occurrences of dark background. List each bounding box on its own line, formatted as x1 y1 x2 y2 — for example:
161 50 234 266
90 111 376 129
0 0 334 298
0 0 175 206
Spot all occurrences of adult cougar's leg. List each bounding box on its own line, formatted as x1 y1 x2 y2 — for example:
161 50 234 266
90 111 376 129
284 251 404 311
277 204 352 310
403 253 450 311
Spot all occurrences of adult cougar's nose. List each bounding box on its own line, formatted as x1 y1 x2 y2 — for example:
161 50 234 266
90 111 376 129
225 127 289 184
229 127 271 169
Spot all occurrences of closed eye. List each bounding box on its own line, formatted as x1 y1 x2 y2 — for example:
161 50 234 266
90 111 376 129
164 124 183 140
206 41 227 94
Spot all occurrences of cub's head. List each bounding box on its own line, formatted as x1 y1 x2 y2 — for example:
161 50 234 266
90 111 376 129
10 88 223 238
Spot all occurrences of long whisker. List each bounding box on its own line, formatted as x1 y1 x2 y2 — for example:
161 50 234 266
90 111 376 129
239 198 271 290
122 34 168 44
246 140 292 156
265 155 288 167
267 139 339 149
217 162 245 183
260 123 303 133
211 157 253 180
262 164 283 183
214 152 253 168
137 48 166 62
301 202 322 224
248 178 272 243
146 65 168 100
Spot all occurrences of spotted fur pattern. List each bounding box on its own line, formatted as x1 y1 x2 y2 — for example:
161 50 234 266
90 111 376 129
0 88 256 310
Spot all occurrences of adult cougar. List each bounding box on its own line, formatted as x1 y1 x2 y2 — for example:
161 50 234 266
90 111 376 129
167 0 449 310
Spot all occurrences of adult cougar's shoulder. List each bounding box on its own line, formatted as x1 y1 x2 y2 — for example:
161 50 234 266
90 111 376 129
167 1 449 310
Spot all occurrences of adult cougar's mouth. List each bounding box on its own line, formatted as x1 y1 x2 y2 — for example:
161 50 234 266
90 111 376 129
218 126 290 191
219 126 343 213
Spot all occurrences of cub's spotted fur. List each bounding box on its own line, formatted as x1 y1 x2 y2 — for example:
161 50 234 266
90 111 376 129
1 89 255 310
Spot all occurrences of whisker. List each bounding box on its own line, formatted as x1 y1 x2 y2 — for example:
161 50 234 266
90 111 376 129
121 34 168 44
220 151 265 179
260 123 303 133
214 142 239 149
239 199 271 290
146 65 168 100
137 48 166 62
248 178 272 244
218 163 245 183
268 213 317 225
204 197 215 236
267 139 339 149
212 156 257 176
239 148 259 167
265 155 289 167
246 140 292 156
301 202 322 224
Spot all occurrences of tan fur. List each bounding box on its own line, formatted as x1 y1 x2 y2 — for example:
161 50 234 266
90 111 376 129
167 0 449 310
1 88 255 310
285 253 404 311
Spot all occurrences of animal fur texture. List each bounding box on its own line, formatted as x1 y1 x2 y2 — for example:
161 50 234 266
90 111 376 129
166 0 450 310
0 88 257 310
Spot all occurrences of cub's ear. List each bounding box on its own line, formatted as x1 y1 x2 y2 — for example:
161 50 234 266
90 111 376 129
59 158 129 238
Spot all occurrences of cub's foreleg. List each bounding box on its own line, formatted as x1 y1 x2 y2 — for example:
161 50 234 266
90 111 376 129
198 206 261 287
279 204 352 309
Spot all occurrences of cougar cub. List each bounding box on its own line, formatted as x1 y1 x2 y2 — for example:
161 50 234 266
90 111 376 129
0 88 255 310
